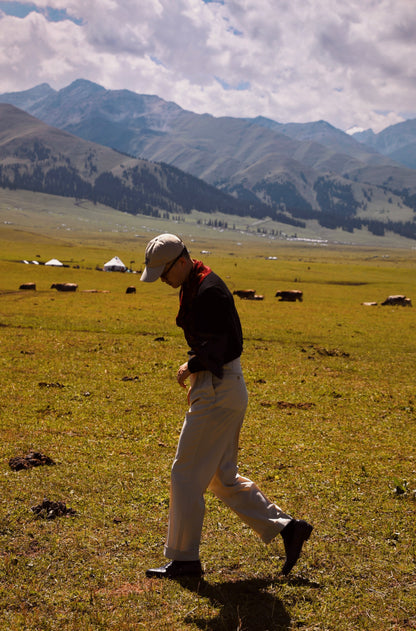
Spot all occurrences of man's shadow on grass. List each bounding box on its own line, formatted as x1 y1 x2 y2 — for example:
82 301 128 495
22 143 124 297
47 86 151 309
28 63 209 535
177 574 316 631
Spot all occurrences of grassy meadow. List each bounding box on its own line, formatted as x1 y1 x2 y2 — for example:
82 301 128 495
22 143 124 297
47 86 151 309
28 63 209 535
1 193 416 630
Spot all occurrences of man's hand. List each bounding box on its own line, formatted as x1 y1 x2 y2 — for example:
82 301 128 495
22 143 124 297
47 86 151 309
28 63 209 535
177 362 191 388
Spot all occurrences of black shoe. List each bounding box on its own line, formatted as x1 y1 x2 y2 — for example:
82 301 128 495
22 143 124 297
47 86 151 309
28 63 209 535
281 519 313 575
146 560 203 579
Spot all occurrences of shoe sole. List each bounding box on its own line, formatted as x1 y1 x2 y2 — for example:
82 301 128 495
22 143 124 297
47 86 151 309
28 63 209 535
146 567 203 579
146 571 203 579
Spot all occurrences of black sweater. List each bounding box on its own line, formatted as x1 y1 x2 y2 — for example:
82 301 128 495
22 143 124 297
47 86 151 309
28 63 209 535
176 268 243 379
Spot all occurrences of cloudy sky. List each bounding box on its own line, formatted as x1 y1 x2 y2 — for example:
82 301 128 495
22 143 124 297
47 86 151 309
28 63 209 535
0 0 415 133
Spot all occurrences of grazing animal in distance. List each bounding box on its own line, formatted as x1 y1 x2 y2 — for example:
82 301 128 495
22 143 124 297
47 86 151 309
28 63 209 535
126 286 136 294
19 283 36 290
381 295 412 307
233 289 264 301
275 290 303 302
51 283 78 292
233 289 256 299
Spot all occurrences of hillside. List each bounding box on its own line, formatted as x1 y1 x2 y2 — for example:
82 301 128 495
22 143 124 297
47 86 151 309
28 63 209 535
248 117 395 167
0 103 270 221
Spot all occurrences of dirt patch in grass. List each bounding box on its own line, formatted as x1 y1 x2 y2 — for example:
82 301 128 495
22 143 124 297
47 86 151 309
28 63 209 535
9 451 56 471
31 498 76 520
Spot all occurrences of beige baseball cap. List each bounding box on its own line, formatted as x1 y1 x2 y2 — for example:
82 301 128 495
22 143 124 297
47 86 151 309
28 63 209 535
140 233 185 282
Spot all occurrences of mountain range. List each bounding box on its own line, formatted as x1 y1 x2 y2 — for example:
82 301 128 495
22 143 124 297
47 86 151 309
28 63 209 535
353 121 416 171
1 79 416 240
0 103 267 221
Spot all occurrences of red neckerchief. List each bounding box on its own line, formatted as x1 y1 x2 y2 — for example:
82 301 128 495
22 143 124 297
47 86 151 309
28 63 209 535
176 259 211 329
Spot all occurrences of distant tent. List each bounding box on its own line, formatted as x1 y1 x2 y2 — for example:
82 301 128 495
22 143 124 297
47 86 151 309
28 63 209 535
45 258 64 266
103 256 127 272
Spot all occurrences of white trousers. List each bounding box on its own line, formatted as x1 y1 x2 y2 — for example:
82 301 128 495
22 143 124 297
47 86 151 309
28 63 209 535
164 358 292 561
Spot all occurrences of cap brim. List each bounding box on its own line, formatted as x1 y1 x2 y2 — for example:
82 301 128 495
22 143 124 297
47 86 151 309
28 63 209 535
140 263 165 282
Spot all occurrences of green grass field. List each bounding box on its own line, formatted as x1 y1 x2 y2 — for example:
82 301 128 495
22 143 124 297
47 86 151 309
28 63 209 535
1 192 416 630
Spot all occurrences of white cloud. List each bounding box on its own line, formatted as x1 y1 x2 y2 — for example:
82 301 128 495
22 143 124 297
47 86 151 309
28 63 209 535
0 0 415 132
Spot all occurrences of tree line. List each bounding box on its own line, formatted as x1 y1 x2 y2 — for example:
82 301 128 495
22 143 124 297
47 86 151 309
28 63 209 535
0 160 271 220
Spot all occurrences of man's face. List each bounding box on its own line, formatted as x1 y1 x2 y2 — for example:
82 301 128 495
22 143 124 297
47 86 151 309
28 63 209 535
160 254 185 288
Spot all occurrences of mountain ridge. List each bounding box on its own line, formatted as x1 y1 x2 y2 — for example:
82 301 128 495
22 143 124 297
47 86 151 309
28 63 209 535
353 119 416 170
1 80 416 239
0 102 273 222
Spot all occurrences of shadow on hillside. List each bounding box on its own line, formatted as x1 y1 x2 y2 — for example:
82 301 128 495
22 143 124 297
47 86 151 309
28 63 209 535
178 575 292 631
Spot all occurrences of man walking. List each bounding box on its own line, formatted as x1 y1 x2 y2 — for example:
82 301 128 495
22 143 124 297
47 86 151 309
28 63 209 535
140 233 313 578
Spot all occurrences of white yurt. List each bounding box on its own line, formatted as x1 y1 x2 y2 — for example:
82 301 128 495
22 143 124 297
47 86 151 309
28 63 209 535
103 256 127 272
45 258 64 266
